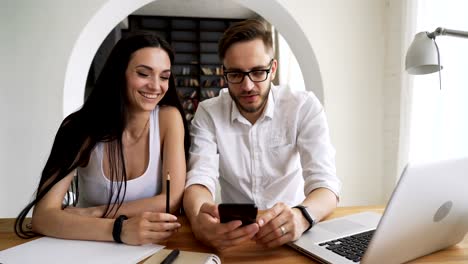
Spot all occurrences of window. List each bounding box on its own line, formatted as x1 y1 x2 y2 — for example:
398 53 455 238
409 0 468 162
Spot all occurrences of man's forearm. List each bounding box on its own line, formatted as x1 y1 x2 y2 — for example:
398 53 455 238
301 188 338 222
183 184 214 222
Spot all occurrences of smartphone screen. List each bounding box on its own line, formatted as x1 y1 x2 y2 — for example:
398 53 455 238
218 203 258 226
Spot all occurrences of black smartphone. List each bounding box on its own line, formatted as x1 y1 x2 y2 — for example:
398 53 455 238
218 203 258 226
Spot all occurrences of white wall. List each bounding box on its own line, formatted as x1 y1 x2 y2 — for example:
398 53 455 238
280 0 388 205
1 0 401 217
0 0 108 217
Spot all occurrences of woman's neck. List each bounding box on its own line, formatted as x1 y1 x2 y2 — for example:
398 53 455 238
123 111 151 144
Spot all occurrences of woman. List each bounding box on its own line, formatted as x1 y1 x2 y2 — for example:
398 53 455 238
15 33 190 245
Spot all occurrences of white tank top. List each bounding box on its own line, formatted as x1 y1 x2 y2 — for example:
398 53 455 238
76 107 162 207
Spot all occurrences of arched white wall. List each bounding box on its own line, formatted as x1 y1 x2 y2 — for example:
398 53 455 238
2 0 324 218
1 0 387 217
63 0 324 117
63 0 153 116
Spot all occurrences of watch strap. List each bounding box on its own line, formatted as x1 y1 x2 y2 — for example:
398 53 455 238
112 215 128 243
293 205 315 232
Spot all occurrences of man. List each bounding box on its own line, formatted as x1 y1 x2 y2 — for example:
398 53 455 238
183 19 341 250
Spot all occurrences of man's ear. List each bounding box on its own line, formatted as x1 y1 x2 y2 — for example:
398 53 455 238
270 59 278 80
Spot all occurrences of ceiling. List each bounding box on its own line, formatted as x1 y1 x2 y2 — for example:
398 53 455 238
133 0 257 19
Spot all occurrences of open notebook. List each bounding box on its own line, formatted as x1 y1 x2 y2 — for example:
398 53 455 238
144 249 221 264
0 237 163 264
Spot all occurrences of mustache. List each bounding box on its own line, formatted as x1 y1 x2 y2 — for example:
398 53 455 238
239 91 260 96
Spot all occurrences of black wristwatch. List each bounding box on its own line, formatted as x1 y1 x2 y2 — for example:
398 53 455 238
293 205 316 232
112 215 128 243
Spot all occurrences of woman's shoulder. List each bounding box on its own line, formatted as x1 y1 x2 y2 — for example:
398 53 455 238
158 106 183 127
158 105 182 120
158 105 179 115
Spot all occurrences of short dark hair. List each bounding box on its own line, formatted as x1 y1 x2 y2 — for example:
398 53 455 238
218 18 273 61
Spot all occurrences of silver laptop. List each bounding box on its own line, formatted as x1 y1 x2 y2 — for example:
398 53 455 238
289 157 468 264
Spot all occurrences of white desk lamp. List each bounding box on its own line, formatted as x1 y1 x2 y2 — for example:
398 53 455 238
405 27 468 75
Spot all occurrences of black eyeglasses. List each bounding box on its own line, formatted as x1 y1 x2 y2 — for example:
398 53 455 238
223 59 274 84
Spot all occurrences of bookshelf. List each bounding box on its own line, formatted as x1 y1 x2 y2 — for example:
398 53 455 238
124 15 241 122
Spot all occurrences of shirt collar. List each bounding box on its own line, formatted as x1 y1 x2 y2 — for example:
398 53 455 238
230 85 276 124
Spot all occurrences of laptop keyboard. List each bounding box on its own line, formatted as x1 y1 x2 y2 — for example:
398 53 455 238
318 230 375 263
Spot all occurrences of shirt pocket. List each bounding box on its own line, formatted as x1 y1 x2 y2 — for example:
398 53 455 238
266 131 295 172
268 130 293 148
268 141 294 157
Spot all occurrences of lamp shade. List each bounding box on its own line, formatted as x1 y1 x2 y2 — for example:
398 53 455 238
405 32 442 75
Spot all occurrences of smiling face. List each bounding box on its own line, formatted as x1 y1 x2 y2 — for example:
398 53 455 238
223 38 277 123
125 47 172 113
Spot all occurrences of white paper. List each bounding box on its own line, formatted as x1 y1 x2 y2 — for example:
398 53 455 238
0 237 164 264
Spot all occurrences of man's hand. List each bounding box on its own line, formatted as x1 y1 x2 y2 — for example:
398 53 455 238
191 202 260 250
254 202 308 248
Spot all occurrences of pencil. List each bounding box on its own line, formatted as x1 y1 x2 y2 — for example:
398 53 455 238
166 172 170 214
161 249 180 264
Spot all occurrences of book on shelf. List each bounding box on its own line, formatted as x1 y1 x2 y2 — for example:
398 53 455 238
201 89 221 99
144 249 221 264
181 66 191 75
201 66 223 76
201 67 213 75
177 78 199 87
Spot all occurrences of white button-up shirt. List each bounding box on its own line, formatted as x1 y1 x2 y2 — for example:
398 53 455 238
186 85 341 209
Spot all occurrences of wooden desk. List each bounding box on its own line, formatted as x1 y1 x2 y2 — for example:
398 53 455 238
1 206 467 263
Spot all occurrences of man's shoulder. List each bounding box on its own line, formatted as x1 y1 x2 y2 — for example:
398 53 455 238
198 88 231 111
274 85 322 110
194 88 232 123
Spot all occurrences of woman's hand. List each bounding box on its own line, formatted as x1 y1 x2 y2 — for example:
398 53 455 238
120 212 181 245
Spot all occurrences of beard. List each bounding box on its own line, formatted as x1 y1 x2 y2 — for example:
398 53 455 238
229 82 271 114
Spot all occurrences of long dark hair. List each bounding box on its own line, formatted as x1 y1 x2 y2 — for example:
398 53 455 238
15 33 190 238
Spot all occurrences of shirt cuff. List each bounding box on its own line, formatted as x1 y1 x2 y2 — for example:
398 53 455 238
185 175 217 201
305 182 341 202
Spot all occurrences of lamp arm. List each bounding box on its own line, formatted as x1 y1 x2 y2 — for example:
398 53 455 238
427 27 468 39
